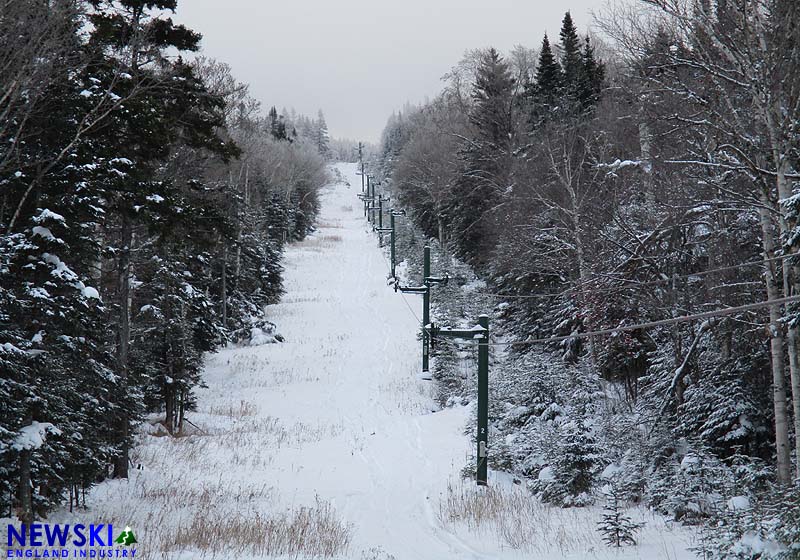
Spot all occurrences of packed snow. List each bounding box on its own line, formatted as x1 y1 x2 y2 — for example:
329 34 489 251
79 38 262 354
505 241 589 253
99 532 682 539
51 163 696 559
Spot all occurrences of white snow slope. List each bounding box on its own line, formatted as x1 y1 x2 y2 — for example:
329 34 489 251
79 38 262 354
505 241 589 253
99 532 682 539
55 163 695 560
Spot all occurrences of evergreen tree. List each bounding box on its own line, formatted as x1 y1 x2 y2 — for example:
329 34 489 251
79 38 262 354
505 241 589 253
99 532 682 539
0 4 125 519
469 49 516 147
86 0 237 477
268 106 279 137
537 418 599 506
132 250 217 435
449 48 515 265
268 106 287 141
315 109 331 158
559 12 583 94
275 117 287 141
535 34 562 96
529 33 563 125
598 480 644 546
556 419 597 502
577 36 605 109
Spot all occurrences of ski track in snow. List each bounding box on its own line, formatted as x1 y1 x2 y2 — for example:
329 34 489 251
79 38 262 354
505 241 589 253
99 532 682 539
57 163 694 560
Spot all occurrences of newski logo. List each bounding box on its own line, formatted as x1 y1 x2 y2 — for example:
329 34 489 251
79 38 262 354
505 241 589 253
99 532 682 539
6 524 137 558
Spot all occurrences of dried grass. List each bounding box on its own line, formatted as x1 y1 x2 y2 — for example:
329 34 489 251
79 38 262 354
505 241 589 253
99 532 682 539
114 413 350 558
437 479 596 553
165 497 351 557
296 235 343 252
208 399 258 418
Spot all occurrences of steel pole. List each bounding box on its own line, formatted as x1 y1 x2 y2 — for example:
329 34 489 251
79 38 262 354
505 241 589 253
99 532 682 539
422 246 431 372
477 314 489 486
390 213 396 278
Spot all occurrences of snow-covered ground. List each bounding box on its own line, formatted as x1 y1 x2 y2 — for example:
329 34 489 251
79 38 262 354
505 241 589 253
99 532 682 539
57 163 697 559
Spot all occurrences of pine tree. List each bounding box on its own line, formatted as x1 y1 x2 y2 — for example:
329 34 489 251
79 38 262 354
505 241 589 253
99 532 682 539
0 4 127 517
577 36 605 109
0 204 119 522
86 0 237 477
268 106 279 137
315 109 331 158
469 49 516 147
559 12 583 94
449 48 515 265
275 117 287 141
268 106 287 141
598 481 644 546
535 34 562 97
133 249 217 435
529 33 563 126
551 419 598 506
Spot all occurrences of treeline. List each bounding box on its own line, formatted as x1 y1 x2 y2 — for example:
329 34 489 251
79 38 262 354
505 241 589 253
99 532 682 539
0 0 328 522
378 5 799 553
265 105 333 160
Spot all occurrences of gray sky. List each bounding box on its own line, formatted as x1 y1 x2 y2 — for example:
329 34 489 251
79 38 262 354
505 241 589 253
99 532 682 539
176 1 605 143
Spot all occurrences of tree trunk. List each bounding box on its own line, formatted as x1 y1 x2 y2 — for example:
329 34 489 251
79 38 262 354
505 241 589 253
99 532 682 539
571 196 597 367
758 202 792 484
164 363 175 435
639 120 656 207
220 242 227 330
761 86 800 479
114 214 131 478
178 390 185 434
234 164 248 292
18 449 33 525
781 258 800 480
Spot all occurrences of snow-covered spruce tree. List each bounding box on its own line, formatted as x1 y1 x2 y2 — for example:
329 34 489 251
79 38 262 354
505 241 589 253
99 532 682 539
0 208 119 523
430 340 464 407
527 33 562 127
577 36 605 110
267 106 288 141
545 418 599 506
655 447 733 524
527 12 604 128
0 3 132 519
314 109 331 160
559 12 584 99
224 221 284 332
597 479 644 547
131 248 218 435
85 0 238 475
677 354 772 459
447 48 515 266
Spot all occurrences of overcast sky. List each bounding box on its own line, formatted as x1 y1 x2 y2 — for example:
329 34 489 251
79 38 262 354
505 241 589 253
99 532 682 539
175 1 606 143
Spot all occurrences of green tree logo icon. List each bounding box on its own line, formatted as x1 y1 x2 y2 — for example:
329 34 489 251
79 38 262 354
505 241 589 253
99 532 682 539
114 527 137 546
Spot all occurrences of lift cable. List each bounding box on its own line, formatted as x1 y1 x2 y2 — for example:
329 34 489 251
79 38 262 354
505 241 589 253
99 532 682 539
477 295 800 347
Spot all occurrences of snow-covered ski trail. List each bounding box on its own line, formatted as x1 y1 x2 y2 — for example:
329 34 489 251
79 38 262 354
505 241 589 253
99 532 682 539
201 162 475 558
